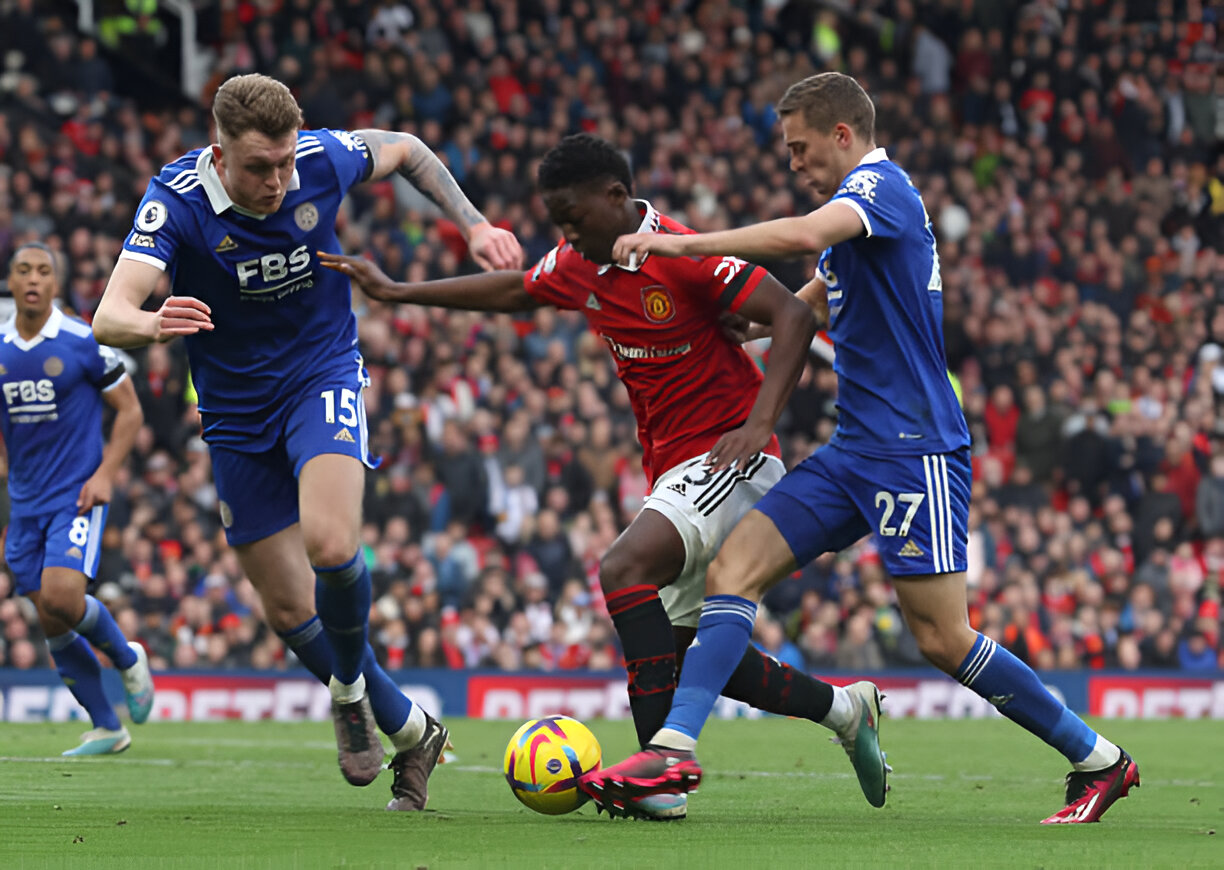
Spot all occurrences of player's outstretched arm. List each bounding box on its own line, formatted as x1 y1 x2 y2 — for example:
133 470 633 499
355 129 523 271
77 376 142 514
94 259 214 348
614 200 865 264
706 273 817 473
318 252 539 312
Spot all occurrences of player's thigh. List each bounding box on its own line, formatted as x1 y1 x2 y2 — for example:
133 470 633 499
741 447 869 595
233 523 317 633
211 444 300 548
640 453 782 627
284 367 374 565
297 454 365 566
5 513 49 597
600 507 686 592
845 448 971 580
33 505 107 622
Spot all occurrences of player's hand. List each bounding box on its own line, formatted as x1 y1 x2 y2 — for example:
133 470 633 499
76 472 113 514
468 223 524 271
154 295 213 342
705 421 772 474
611 232 689 266
719 311 771 344
318 252 399 301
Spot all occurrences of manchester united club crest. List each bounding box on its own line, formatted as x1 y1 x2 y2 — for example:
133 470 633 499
294 202 319 231
641 285 675 324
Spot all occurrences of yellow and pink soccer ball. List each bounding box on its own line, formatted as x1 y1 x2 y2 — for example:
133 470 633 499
503 715 602 815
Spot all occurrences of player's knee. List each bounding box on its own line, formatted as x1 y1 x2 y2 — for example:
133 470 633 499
706 551 759 598
36 586 84 628
263 603 316 635
911 623 972 673
304 530 359 572
597 549 651 593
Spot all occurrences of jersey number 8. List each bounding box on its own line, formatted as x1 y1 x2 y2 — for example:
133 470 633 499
69 516 91 547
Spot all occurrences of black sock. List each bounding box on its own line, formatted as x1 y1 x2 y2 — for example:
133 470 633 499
607 584 676 748
722 645 834 723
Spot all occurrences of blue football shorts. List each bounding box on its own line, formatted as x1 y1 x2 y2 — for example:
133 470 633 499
6 503 108 594
754 443 970 577
209 362 375 547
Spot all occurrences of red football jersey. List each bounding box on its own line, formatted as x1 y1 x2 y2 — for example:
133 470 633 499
523 202 782 485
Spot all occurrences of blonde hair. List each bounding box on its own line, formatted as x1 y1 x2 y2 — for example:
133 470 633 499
212 74 303 142
777 72 875 141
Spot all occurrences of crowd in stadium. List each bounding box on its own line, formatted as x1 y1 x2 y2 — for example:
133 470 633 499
0 0 1221 678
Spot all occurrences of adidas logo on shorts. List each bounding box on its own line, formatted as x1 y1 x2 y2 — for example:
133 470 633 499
333 428 356 443
898 539 925 557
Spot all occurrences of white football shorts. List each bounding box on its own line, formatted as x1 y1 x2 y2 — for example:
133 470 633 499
643 451 785 628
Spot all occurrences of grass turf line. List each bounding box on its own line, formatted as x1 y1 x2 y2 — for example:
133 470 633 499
0 718 1219 869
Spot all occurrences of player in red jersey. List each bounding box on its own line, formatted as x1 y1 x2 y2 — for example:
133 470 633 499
321 134 889 819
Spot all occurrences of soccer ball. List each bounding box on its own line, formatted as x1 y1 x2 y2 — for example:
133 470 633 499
503 715 602 815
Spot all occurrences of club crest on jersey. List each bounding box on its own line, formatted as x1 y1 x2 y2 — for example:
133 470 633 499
215 234 238 253
43 357 64 377
295 203 319 231
641 286 675 324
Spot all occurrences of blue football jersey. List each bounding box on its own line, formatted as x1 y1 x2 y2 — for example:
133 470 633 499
818 149 969 456
118 129 372 447
0 308 127 515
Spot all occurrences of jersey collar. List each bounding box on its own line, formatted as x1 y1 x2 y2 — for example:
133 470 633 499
596 199 660 275
197 147 301 217
856 147 889 166
2 306 63 351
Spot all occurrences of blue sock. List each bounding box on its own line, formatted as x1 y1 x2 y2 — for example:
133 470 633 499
75 595 137 670
660 595 757 744
48 632 122 731
957 633 1097 764
314 552 371 685
362 645 412 735
277 616 333 683
278 616 411 734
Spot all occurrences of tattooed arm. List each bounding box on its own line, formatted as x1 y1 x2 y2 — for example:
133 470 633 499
354 128 522 270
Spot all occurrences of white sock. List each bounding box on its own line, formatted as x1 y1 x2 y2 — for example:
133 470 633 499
328 673 366 704
651 728 697 752
820 685 856 733
1071 734 1121 772
388 703 427 752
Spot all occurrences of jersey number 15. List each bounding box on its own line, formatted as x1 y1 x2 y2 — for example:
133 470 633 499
321 389 358 427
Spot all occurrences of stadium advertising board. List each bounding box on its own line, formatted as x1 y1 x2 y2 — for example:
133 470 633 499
1 670 1221 722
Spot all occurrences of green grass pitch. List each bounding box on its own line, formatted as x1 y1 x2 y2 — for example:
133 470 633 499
1 717 1219 869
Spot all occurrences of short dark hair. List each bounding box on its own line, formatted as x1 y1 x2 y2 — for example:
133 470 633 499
777 72 875 141
537 134 633 194
8 241 56 275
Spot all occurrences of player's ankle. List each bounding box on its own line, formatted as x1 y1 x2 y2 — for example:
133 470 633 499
650 728 696 752
820 685 856 732
328 674 366 704
388 702 427 752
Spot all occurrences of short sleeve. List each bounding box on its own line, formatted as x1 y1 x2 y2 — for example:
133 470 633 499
119 180 188 272
829 166 910 239
81 337 127 392
523 245 581 310
672 254 767 313
319 129 374 192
